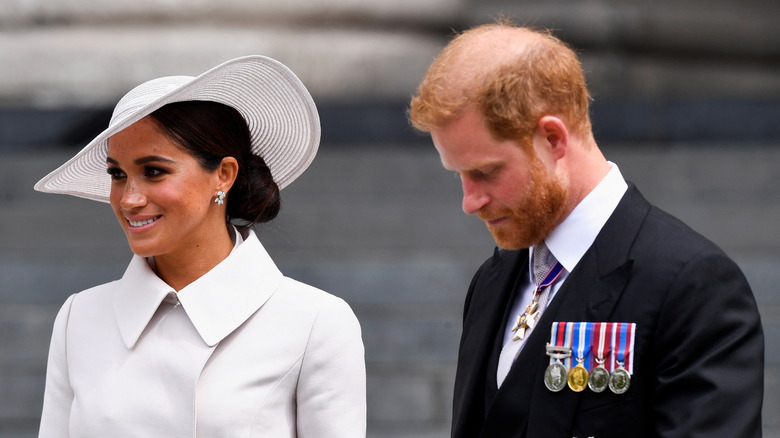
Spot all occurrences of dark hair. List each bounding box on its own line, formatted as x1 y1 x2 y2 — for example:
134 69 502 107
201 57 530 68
149 101 281 225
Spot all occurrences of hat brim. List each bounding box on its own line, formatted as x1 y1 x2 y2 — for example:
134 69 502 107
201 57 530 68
34 55 320 202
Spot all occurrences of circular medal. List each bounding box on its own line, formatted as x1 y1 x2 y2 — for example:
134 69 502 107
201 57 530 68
608 366 631 394
544 362 568 392
588 365 609 393
567 364 589 392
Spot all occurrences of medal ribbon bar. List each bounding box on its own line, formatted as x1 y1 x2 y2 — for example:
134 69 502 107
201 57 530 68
546 322 637 393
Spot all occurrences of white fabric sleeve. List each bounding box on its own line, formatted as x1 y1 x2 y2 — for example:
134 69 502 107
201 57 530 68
39 294 77 438
296 297 366 438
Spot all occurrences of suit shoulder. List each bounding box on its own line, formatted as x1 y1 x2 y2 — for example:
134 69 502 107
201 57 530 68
637 205 728 260
625 204 749 300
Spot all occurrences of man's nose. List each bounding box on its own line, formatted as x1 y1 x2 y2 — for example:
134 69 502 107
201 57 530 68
461 179 489 215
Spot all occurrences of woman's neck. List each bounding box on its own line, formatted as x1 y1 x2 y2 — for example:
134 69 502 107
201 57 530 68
151 224 235 292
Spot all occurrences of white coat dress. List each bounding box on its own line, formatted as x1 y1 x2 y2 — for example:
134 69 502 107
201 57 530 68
39 227 366 437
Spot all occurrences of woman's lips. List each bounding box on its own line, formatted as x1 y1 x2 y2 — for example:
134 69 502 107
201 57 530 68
125 215 162 231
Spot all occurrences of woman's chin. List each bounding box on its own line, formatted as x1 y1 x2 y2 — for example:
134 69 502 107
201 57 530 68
125 239 161 259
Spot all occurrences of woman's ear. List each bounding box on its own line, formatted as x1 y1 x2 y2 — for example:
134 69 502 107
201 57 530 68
536 116 569 161
216 156 239 192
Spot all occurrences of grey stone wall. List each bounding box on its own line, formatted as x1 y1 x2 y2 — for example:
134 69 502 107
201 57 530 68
3 0 780 108
0 0 459 108
470 0 780 100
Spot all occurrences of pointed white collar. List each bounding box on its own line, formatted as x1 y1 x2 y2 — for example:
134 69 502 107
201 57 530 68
114 227 283 348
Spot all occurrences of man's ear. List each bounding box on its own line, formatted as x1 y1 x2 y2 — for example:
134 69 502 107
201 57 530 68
216 156 239 192
536 116 568 161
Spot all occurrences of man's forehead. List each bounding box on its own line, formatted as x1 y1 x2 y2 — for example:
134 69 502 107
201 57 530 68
433 136 514 174
439 28 534 91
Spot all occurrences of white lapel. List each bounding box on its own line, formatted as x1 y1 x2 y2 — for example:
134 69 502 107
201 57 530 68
113 228 283 349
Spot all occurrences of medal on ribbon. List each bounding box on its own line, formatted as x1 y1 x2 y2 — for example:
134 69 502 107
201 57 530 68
512 262 564 341
544 322 571 392
587 322 610 393
567 322 591 392
545 321 637 394
608 322 636 395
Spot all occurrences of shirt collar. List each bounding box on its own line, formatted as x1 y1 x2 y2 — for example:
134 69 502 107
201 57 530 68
542 162 628 272
114 227 283 348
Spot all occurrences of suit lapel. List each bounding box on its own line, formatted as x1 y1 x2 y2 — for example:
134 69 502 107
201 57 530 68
484 256 529 401
480 185 651 437
452 248 528 438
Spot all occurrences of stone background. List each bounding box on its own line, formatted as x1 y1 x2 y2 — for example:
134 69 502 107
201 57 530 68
0 0 778 437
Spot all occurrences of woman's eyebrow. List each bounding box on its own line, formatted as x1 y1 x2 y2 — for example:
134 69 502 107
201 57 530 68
133 156 175 165
106 156 175 166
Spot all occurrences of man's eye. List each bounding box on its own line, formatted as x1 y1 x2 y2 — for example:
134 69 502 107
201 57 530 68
473 168 497 180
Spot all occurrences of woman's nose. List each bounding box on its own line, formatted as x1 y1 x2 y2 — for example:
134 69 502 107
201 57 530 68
119 181 146 210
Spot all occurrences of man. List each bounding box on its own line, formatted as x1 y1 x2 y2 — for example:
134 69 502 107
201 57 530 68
409 23 764 438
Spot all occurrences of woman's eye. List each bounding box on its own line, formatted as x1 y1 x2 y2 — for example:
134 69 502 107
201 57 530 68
106 167 125 180
144 167 166 178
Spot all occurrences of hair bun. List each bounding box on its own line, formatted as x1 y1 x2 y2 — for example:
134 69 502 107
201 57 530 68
229 153 281 224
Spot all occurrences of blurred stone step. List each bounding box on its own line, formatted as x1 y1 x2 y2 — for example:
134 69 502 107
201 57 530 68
0 0 463 27
0 24 445 107
467 0 780 57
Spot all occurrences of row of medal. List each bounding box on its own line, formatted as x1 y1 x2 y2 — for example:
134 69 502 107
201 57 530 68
544 322 636 394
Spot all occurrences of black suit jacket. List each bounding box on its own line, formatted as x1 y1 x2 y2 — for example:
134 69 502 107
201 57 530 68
452 185 764 438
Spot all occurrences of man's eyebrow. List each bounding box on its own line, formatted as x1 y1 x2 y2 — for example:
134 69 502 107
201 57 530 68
106 156 175 166
457 161 501 174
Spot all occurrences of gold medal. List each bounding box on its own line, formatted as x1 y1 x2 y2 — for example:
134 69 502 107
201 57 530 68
565 322 591 392
567 361 589 392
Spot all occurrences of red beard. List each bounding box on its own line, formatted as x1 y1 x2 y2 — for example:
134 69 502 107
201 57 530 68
478 158 567 249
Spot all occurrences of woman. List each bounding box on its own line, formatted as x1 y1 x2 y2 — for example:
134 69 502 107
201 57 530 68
35 56 366 437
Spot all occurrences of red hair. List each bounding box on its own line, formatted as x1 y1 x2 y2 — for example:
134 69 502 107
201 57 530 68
409 23 592 144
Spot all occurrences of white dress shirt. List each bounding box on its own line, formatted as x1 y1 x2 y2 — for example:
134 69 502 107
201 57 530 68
497 163 628 386
39 227 366 437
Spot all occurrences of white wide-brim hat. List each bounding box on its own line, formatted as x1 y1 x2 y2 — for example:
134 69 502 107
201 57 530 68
34 55 320 202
